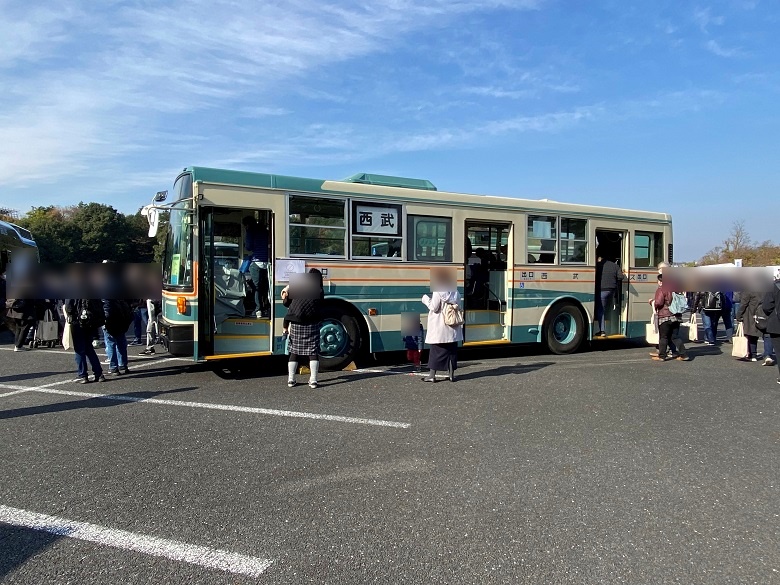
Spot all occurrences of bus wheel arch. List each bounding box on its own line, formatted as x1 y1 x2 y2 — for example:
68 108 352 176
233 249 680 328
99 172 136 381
318 300 368 371
542 299 588 355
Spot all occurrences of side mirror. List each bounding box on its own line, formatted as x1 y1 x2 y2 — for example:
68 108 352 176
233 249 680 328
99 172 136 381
154 190 168 203
141 205 160 237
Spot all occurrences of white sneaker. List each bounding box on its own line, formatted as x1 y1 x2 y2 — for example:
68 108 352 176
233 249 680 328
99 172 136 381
309 381 319 389
287 380 296 388
764 358 777 366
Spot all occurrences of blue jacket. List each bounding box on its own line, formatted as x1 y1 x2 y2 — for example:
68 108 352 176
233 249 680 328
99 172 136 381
245 223 269 263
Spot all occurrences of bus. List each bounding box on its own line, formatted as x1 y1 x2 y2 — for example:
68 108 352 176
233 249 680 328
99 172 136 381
144 167 672 369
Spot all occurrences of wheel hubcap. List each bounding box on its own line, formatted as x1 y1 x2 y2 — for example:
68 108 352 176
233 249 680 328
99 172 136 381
553 313 576 345
319 319 348 358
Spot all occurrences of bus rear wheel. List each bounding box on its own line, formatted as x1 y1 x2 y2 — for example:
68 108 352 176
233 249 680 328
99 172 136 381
544 301 585 355
318 305 362 371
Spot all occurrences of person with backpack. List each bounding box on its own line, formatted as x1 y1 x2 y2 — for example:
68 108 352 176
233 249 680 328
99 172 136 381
694 290 731 345
421 268 463 382
103 298 133 374
651 281 689 361
64 298 106 383
648 274 678 358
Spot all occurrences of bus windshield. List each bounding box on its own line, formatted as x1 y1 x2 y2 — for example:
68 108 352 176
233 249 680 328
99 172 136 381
162 174 194 289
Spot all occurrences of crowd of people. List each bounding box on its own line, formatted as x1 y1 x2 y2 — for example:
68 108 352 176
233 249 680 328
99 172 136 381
2 292 162 383
4 258 780 387
648 264 780 384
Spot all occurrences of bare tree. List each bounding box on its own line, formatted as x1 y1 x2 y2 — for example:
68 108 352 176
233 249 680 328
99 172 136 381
723 220 752 255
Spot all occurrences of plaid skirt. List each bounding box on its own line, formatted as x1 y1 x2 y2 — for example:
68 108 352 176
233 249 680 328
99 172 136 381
289 322 320 356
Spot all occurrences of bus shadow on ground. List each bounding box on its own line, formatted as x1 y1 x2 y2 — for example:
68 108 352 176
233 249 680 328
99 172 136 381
0 523 64 581
206 338 663 381
455 361 554 381
0 386 199 420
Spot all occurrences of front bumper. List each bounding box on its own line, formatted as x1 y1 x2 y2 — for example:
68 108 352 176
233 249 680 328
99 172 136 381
158 319 194 358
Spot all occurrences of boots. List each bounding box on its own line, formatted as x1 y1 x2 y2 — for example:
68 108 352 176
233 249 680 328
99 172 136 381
448 360 455 382
422 370 437 383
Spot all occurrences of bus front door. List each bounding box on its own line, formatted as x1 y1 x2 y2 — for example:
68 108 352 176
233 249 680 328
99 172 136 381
594 229 629 337
203 208 274 358
463 221 511 345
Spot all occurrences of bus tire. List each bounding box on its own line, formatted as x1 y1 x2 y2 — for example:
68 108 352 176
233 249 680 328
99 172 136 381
318 304 362 371
544 301 585 355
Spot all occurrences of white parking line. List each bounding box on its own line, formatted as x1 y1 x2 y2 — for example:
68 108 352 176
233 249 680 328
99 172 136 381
0 346 189 362
0 384 411 429
0 504 273 578
0 389 30 398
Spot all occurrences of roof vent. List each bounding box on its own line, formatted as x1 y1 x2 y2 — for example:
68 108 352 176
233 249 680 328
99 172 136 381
342 173 437 191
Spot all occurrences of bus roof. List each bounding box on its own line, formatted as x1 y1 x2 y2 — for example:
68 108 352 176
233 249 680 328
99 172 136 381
185 166 671 223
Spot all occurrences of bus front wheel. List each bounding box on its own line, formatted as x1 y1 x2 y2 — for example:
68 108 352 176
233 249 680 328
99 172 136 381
318 305 362 370
544 301 585 355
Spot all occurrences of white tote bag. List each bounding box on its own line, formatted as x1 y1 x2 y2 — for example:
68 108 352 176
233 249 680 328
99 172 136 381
731 322 749 358
62 321 73 351
645 305 659 345
679 313 698 343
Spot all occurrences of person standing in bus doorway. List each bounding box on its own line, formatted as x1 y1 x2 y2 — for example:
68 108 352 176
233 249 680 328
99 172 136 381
595 252 623 337
282 269 324 389
243 215 270 318
421 267 463 383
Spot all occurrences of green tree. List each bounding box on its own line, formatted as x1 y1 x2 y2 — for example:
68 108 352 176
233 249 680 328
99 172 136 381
126 210 157 263
17 206 81 263
70 202 134 262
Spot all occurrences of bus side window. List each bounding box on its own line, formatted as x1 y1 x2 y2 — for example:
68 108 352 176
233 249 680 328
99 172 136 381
407 216 452 262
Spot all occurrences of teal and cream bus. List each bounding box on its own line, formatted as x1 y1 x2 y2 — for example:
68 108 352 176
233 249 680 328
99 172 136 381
145 167 672 369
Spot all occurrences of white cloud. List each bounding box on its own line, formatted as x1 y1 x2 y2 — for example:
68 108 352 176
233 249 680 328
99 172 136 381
212 90 722 170
704 39 743 57
239 107 291 118
693 7 725 32
0 0 546 187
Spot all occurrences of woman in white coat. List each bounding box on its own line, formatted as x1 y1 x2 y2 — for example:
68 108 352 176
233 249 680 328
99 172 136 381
421 272 464 383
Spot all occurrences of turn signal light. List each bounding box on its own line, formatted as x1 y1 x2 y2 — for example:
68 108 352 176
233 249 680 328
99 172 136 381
177 297 187 314
368 308 378 316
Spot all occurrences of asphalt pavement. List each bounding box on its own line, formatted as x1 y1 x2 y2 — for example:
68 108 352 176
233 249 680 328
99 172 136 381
0 329 778 584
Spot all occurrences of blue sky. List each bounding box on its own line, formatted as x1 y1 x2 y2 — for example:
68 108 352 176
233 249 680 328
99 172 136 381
2 0 778 261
